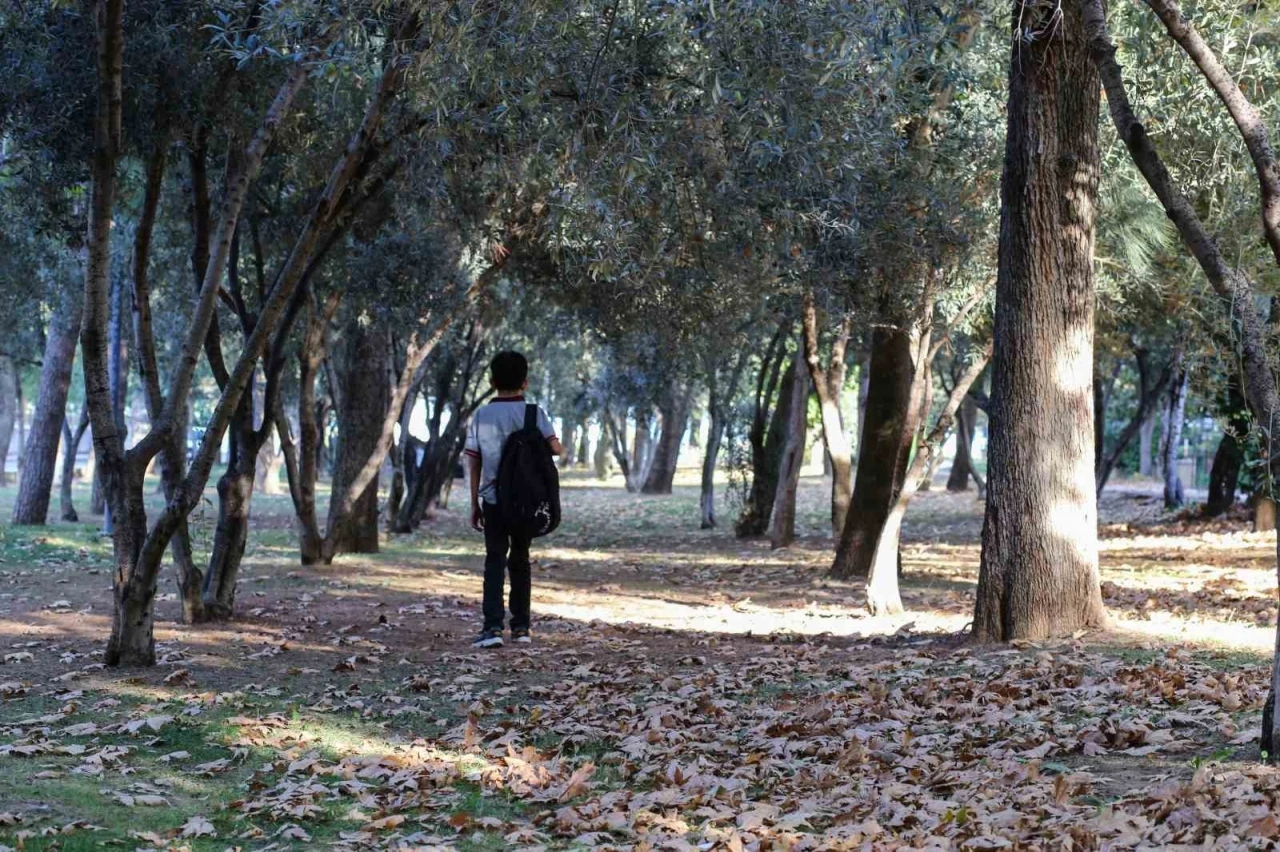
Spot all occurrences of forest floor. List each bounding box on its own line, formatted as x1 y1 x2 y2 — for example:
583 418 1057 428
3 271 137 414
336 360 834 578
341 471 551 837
0 472 1278 850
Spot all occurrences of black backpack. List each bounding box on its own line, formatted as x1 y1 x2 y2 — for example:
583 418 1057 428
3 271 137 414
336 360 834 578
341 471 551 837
495 404 561 538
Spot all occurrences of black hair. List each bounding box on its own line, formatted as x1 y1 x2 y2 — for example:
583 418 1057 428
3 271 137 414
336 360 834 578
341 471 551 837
489 350 529 392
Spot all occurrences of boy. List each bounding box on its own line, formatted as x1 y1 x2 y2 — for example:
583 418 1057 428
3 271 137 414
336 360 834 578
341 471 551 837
465 351 563 648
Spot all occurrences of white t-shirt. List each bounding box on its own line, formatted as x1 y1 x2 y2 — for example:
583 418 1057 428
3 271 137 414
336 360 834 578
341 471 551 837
464 397 556 504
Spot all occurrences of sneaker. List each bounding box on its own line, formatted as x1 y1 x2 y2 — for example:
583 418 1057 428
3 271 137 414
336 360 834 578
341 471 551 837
512 628 531 644
472 629 504 649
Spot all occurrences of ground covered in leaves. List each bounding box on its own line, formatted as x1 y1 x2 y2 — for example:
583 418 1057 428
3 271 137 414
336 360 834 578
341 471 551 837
1 473 1279 850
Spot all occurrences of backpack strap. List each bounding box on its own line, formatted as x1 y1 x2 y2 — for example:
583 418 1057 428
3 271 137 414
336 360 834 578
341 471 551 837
524 403 537 431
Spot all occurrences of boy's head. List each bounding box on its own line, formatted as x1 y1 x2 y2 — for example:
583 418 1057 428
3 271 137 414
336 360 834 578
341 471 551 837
490 351 529 394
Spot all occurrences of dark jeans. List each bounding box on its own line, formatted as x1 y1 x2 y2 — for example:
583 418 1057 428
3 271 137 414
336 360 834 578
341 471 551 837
482 502 532 632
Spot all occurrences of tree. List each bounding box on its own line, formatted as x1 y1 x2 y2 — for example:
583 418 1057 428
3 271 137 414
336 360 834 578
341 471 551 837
801 292 853 534
973 0 1106 642
1078 0 1280 752
13 264 81 525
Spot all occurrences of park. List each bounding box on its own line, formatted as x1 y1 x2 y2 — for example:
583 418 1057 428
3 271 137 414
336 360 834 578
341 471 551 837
5 0 1280 848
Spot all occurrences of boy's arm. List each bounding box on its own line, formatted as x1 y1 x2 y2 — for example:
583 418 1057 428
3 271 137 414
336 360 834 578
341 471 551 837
548 437 565 457
467 453 483 531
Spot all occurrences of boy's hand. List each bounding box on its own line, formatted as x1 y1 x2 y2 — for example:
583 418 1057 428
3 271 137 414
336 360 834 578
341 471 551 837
471 503 485 532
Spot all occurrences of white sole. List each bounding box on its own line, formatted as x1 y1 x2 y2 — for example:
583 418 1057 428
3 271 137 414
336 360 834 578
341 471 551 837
473 638 504 649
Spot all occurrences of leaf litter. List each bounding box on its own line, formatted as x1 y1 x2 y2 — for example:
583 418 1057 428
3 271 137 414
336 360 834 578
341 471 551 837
0 484 1279 848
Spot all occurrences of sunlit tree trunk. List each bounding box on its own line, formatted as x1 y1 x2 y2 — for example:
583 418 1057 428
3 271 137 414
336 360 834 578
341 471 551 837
974 0 1105 642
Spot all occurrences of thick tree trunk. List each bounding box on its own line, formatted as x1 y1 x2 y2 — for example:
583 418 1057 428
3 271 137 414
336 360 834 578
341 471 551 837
642 385 692 494
830 327 916 579
973 0 1105 643
593 426 611 480
1162 367 1189 508
0 356 15 485
576 426 589 468
561 420 577 467
1205 431 1243 516
947 397 977 491
201 394 259 620
770 348 810 548
329 321 389 556
14 287 82 526
1139 412 1157 477
1205 375 1248 516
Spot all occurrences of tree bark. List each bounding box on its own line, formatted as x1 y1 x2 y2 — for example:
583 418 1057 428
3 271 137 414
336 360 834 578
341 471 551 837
99 273 130 530
736 323 790 537
736 361 794 538
329 320 389 556
830 326 916 579
1139 412 1157 477
642 383 692 494
1205 374 1247 516
593 424 611 480
770 347 810 548
627 409 655 492
1162 365 1189 508
947 397 978 491
576 426 589 468
866 343 991 614
561 420 577 467
13 285 82 526
801 292 854 535
0 356 15 485
60 407 90 522
973 0 1105 643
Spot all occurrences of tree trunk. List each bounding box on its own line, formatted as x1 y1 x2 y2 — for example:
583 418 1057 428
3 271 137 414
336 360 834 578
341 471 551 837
576 426 589 467
1205 431 1243 516
642 385 692 494
100 274 130 530
973 0 1105 643
60 408 90 522
0 355 15 486
201 394 260 620
770 348 810 548
736 360 795 537
329 321 388 556
830 327 916 579
700 411 725 529
1139 412 1157 477
561 419 577 467
801 293 854 535
13 286 82 526
15 376 24 476
593 426 611 480
626 409 656 492
1256 496 1277 532
1096 348 1175 496
947 397 977 491
1205 375 1248 517
1162 366 1189 509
